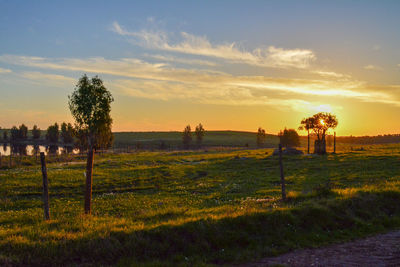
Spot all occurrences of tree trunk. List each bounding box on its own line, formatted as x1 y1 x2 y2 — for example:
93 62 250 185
314 139 326 154
307 129 310 154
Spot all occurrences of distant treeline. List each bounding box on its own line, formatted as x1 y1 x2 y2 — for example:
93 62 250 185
335 134 400 144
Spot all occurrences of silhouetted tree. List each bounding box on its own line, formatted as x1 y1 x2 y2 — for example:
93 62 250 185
10 126 19 141
300 112 338 154
69 74 114 214
46 123 59 154
32 125 41 140
195 123 205 148
278 128 300 148
18 124 28 140
8 124 28 155
61 122 74 144
182 125 192 149
74 128 88 152
256 127 266 147
3 130 8 141
46 123 59 143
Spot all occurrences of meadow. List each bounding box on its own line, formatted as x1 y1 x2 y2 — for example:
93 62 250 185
1 144 400 266
112 131 278 149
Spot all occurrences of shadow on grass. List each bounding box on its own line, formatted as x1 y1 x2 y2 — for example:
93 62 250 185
2 190 400 266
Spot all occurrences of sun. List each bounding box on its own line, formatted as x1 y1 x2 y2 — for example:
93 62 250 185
320 119 325 125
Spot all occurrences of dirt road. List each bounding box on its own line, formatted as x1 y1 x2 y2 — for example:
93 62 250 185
244 230 400 266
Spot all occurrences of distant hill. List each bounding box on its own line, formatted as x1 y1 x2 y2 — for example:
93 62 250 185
113 130 279 149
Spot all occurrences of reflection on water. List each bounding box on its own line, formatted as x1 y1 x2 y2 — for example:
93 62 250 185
0 144 79 156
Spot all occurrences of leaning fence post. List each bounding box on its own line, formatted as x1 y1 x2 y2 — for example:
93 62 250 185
278 144 286 201
84 148 95 214
40 152 50 220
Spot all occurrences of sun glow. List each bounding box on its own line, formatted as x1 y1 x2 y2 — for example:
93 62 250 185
320 119 325 125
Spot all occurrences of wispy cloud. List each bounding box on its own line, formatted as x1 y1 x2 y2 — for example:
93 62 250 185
265 46 315 69
0 67 12 73
364 64 383 71
312 70 351 79
145 54 217 66
21 71 75 87
111 21 316 69
1 54 399 109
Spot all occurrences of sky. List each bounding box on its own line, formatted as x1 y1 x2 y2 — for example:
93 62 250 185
0 0 400 136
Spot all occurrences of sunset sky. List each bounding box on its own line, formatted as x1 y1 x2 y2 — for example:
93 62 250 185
1 1 400 136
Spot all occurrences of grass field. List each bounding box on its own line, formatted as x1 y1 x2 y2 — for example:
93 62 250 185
113 131 279 149
1 145 400 265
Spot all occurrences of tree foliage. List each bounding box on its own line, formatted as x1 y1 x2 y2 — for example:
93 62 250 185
3 130 8 141
182 125 192 149
278 128 300 148
256 127 266 147
32 125 41 139
300 112 338 141
10 124 28 141
46 123 59 143
61 122 74 144
195 123 205 147
68 75 114 150
10 126 19 141
18 124 28 140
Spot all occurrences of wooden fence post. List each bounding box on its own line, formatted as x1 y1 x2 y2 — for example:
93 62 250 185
40 152 50 220
279 144 286 201
84 148 95 214
334 131 336 154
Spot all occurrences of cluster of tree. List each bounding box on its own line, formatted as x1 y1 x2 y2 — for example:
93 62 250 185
257 127 266 147
45 122 74 144
2 122 76 144
9 124 28 141
182 123 205 149
336 134 400 144
278 128 300 148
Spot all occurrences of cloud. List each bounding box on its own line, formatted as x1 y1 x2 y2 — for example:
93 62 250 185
0 67 12 73
111 21 316 69
111 78 331 111
145 54 217 66
1 54 400 109
363 64 382 71
265 46 316 69
312 70 351 79
21 71 75 87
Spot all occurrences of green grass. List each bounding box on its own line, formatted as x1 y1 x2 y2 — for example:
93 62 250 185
1 145 400 266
